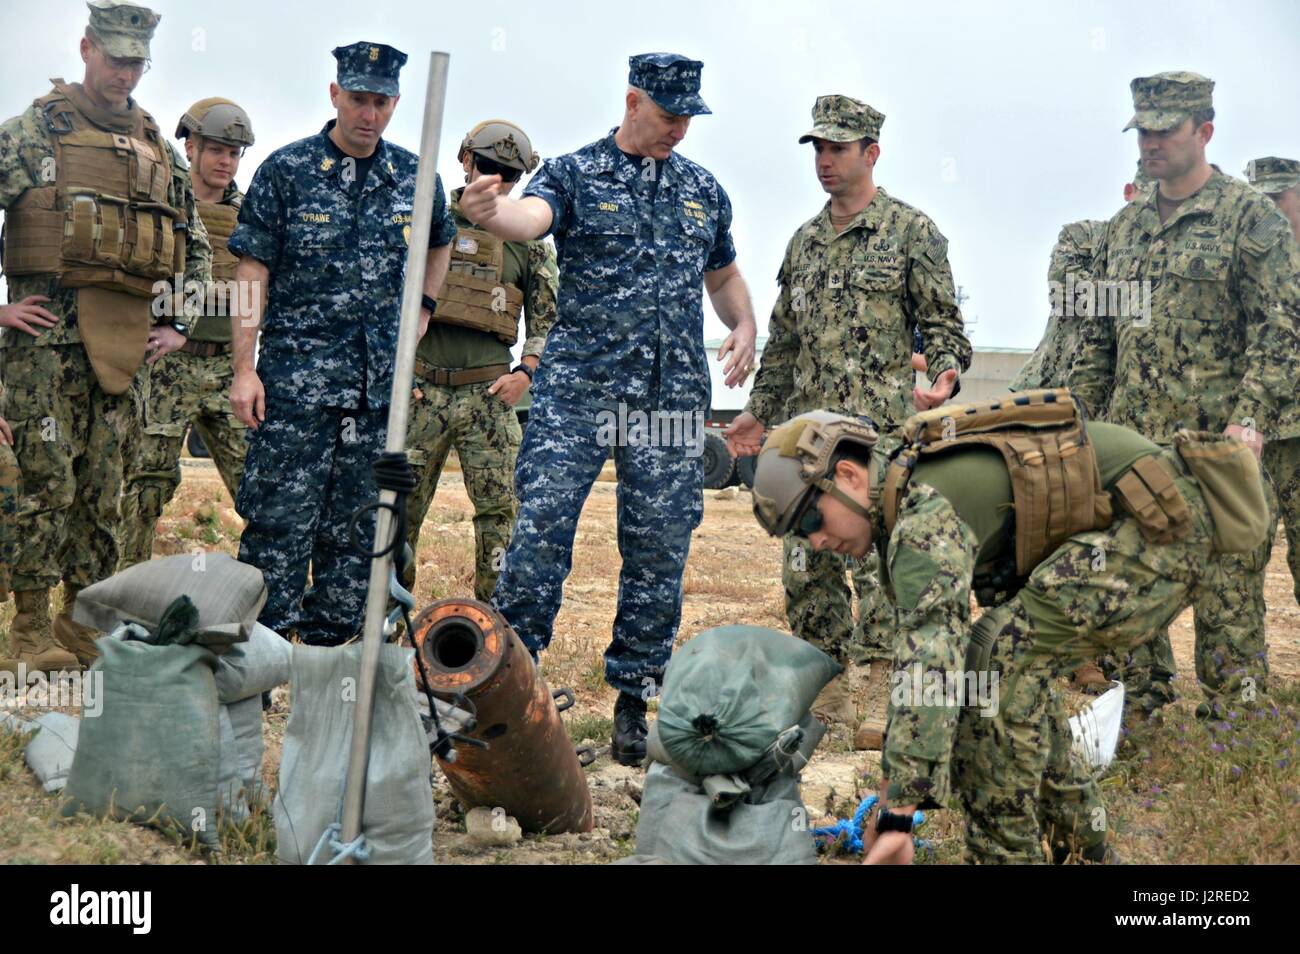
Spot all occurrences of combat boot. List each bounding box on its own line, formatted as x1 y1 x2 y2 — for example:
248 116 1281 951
612 692 649 767
853 657 892 751
2 589 79 673
811 672 857 728
52 583 101 667
1071 661 1110 694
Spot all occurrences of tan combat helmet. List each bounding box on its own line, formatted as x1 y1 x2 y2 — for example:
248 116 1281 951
176 97 255 147
751 410 879 537
458 119 539 173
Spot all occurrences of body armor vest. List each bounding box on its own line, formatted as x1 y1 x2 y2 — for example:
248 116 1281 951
881 389 1116 579
197 199 239 281
1 82 187 298
434 227 524 343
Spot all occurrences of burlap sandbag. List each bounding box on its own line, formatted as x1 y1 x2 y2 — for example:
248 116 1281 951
72 552 266 650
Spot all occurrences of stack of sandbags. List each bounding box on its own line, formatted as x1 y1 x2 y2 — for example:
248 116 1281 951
58 555 289 845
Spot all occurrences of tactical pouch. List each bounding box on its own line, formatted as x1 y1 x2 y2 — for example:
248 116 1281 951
76 287 152 394
435 227 524 343
1173 430 1269 555
1111 454 1191 543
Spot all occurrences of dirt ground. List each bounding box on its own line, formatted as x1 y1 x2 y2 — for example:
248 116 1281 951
2 457 1298 864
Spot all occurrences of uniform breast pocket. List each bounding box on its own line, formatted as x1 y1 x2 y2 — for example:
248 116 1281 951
285 219 347 265
1165 243 1230 313
849 264 906 311
676 204 715 244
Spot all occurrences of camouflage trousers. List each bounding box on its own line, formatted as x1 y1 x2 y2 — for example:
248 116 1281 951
236 397 386 646
1120 470 1277 710
1263 438 1300 607
118 348 248 569
0 441 17 600
783 536 893 664
0 343 136 592
402 378 521 603
490 396 703 698
960 454 1219 863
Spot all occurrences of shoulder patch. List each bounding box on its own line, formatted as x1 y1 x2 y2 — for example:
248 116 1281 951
922 232 949 266
1242 211 1286 256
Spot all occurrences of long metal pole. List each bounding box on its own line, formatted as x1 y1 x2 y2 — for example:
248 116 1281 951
340 51 450 859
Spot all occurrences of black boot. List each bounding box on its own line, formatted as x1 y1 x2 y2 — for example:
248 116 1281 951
612 692 648 767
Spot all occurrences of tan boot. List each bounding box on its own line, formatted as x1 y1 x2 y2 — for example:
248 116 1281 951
811 673 857 727
2 588 80 674
1071 661 1109 693
53 583 101 667
853 657 892 751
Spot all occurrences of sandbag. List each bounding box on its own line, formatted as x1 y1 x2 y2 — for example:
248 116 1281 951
655 626 840 777
621 762 818 865
23 712 81 793
273 643 434 865
213 623 292 703
217 697 265 822
73 552 266 650
61 637 227 845
1 712 80 793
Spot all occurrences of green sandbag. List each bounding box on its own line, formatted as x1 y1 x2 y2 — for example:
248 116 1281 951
655 625 840 777
60 637 227 845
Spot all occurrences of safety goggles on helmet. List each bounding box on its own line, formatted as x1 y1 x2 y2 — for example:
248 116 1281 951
474 154 522 183
793 492 824 538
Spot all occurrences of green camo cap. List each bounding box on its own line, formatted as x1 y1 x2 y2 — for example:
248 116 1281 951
87 0 159 60
799 94 884 144
1244 156 1300 193
1123 71 1214 132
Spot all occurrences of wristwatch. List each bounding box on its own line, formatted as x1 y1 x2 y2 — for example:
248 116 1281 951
170 321 191 337
512 363 535 381
875 808 914 835
421 294 438 314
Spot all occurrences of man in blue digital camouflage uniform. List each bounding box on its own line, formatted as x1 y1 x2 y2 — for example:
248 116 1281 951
460 53 759 764
227 42 455 645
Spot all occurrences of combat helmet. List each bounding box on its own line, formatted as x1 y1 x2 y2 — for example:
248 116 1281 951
176 97 255 147
751 410 879 537
458 119 538 174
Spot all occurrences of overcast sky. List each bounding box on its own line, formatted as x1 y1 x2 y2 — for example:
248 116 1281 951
3 0 1298 353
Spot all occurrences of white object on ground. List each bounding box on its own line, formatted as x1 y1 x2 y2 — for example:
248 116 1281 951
1068 681 1125 771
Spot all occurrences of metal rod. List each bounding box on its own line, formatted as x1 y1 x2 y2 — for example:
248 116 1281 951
340 50 450 861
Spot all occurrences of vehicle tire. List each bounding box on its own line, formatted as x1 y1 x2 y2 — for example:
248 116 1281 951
736 453 758 489
702 432 734 489
186 428 210 459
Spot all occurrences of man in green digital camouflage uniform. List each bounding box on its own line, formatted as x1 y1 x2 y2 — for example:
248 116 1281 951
1244 156 1300 611
1070 73 1300 720
1011 161 1153 393
725 95 971 748
118 97 255 568
402 120 557 602
750 398 1271 863
0 1 211 671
